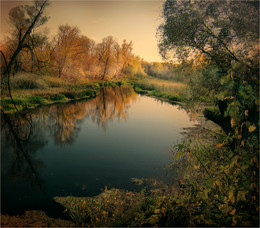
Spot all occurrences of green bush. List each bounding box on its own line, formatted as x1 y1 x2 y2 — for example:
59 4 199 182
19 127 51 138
63 92 76 99
49 93 66 101
0 98 27 111
28 96 46 105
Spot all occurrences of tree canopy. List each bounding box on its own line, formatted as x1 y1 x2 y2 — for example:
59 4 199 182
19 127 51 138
158 0 259 68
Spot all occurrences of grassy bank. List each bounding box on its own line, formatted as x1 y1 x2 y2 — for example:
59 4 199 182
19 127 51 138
0 73 189 113
131 75 188 103
0 73 126 113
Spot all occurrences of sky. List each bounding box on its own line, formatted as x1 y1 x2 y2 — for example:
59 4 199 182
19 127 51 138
0 0 164 62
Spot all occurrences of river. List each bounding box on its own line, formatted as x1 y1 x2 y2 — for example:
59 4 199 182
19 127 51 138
1 85 195 217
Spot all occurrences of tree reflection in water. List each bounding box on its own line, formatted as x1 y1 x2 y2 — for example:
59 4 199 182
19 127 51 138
1 111 45 188
1 85 137 186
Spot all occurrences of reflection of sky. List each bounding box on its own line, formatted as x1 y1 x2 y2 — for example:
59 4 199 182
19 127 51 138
36 94 195 194
1 91 195 215
0 0 164 62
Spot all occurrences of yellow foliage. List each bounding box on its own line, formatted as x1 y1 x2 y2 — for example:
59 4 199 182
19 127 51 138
237 191 247 201
248 125 256 132
154 209 160 214
230 118 235 128
194 163 200 169
216 142 224 147
232 216 237 226
229 209 236 215
228 191 234 203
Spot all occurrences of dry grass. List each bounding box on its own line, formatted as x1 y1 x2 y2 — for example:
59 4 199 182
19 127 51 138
142 76 187 93
1 210 74 227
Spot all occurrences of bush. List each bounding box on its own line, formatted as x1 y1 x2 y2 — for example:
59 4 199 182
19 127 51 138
0 98 27 111
11 73 48 90
49 93 66 101
28 96 46 105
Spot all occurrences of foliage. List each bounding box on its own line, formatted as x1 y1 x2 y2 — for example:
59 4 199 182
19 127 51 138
142 61 192 82
158 0 259 66
1 210 74 227
54 186 192 227
0 72 134 113
1 0 49 76
132 76 188 102
158 0 259 226
171 129 259 226
9 73 49 90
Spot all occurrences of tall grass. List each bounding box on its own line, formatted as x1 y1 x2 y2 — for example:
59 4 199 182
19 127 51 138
133 76 189 102
0 73 128 113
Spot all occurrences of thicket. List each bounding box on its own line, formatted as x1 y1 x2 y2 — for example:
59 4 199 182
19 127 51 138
156 0 259 226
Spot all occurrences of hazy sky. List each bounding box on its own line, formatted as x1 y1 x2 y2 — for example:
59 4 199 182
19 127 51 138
1 0 164 62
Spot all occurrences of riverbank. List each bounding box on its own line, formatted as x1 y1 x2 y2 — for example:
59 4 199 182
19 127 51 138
0 73 126 113
1 185 188 227
1 73 188 114
131 76 188 103
1 211 74 227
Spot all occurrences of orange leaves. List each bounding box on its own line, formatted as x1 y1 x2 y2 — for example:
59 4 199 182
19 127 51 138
229 209 236 215
216 142 225 147
102 211 108 216
230 118 235 128
248 125 256 133
194 163 200 169
154 209 160 214
186 152 192 157
186 152 192 161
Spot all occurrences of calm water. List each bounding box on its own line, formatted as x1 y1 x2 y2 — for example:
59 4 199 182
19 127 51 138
1 85 195 216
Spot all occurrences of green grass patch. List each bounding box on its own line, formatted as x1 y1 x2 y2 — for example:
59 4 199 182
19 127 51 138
131 76 186 102
147 90 181 102
1 98 27 111
27 96 47 105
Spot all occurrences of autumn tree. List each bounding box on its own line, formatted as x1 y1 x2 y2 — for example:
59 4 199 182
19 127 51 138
50 24 81 78
95 36 117 80
70 35 97 79
0 0 49 96
119 40 133 74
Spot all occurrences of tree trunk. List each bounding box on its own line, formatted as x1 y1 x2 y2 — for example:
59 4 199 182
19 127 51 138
102 57 109 80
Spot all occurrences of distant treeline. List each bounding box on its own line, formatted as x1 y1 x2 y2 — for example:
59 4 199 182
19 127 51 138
141 61 192 82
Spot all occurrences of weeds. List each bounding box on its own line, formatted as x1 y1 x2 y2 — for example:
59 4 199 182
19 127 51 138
54 185 191 227
132 77 188 102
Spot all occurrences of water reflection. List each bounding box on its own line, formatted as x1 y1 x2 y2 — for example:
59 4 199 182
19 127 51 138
1 111 44 188
44 85 137 143
2 85 198 216
1 85 137 187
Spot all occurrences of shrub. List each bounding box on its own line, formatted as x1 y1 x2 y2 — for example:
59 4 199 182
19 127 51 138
11 73 48 90
28 96 46 105
49 93 66 101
